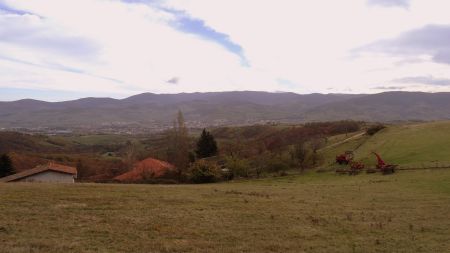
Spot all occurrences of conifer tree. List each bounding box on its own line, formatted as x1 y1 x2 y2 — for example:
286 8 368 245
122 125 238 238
0 154 14 178
195 129 218 159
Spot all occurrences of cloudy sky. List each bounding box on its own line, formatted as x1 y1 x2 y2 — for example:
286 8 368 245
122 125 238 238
1 0 450 101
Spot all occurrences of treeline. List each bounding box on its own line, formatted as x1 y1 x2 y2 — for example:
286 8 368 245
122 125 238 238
151 118 362 183
0 118 363 183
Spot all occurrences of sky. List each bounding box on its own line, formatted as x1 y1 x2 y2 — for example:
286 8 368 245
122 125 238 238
1 0 450 101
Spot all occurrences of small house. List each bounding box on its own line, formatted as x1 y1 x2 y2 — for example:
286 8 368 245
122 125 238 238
0 163 77 183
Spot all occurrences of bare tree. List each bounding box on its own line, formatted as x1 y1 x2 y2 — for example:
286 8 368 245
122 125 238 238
290 140 310 172
167 110 190 179
224 139 244 158
310 136 327 166
123 140 138 169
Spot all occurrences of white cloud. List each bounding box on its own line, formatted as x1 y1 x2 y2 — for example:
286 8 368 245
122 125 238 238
1 0 450 101
164 0 450 93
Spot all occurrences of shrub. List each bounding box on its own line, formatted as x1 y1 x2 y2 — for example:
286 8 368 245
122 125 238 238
366 124 386 135
224 156 251 178
188 160 221 184
266 159 289 173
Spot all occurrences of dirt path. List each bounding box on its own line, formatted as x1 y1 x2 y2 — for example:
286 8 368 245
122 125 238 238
322 132 366 150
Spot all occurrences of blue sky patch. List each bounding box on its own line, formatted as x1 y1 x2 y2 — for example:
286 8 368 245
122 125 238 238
0 2 33 15
120 1 248 65
163 8 248 65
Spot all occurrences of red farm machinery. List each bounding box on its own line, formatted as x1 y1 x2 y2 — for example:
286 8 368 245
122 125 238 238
335 151 397 175
371 152 397 174
336 151 354 165
336 151 364 175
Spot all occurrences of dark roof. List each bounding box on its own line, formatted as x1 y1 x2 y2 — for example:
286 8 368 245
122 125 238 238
0 163 77 182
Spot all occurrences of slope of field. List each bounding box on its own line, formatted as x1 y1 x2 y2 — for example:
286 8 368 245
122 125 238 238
0 170 449 252
321 121 450 168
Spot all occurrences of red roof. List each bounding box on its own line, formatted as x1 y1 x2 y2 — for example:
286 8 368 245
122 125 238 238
0 162 77 182
114 158 175 182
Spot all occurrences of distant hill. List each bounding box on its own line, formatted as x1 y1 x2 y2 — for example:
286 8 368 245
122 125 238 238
0 91 449 131
303 92 450 122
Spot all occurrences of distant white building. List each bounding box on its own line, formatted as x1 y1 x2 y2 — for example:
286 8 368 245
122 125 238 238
0 163 77 183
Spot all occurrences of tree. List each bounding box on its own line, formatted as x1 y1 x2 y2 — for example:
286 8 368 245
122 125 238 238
223 139 244 158
310 136 327 166
167 110 190 179
195 129 218 159
123 140 138 170
290 141 310 172
0 154 14 178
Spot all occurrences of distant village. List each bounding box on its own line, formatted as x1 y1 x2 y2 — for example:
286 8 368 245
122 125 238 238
0 119 280 135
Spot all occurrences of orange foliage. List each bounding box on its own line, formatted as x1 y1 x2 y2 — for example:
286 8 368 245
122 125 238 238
114 157 175 182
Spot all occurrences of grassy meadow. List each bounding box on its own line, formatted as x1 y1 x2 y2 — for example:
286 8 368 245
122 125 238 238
1 169 450 253
321 121 450 169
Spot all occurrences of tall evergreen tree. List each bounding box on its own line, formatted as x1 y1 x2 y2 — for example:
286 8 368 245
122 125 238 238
195 129 218 159
0 154 14 178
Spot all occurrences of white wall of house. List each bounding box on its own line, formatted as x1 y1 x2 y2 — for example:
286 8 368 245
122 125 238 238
17 171 75 183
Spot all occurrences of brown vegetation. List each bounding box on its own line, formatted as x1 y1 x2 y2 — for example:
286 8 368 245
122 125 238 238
0 120 363 183
114 158 176 183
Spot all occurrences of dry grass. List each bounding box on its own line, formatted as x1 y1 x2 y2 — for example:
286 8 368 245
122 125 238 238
1 170 450 252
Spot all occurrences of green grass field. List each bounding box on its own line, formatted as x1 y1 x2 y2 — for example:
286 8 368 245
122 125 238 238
321 121 450 169
1 170 450 252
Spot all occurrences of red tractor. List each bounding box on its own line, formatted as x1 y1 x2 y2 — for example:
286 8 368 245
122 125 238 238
372 152 397 175
336 151 354 165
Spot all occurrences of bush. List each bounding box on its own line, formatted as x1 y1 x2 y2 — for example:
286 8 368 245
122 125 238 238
366 124 386 135
224 156 251 178
188 160 221 184
266 159 289 173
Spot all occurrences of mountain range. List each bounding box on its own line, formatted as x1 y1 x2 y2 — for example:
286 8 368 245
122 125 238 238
1 91 449 132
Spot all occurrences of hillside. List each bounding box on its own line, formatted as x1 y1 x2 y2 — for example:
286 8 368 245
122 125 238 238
1 91 450 132
2 120 450 180
321 120 450 168
304 92 450 122
0 91 359 131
